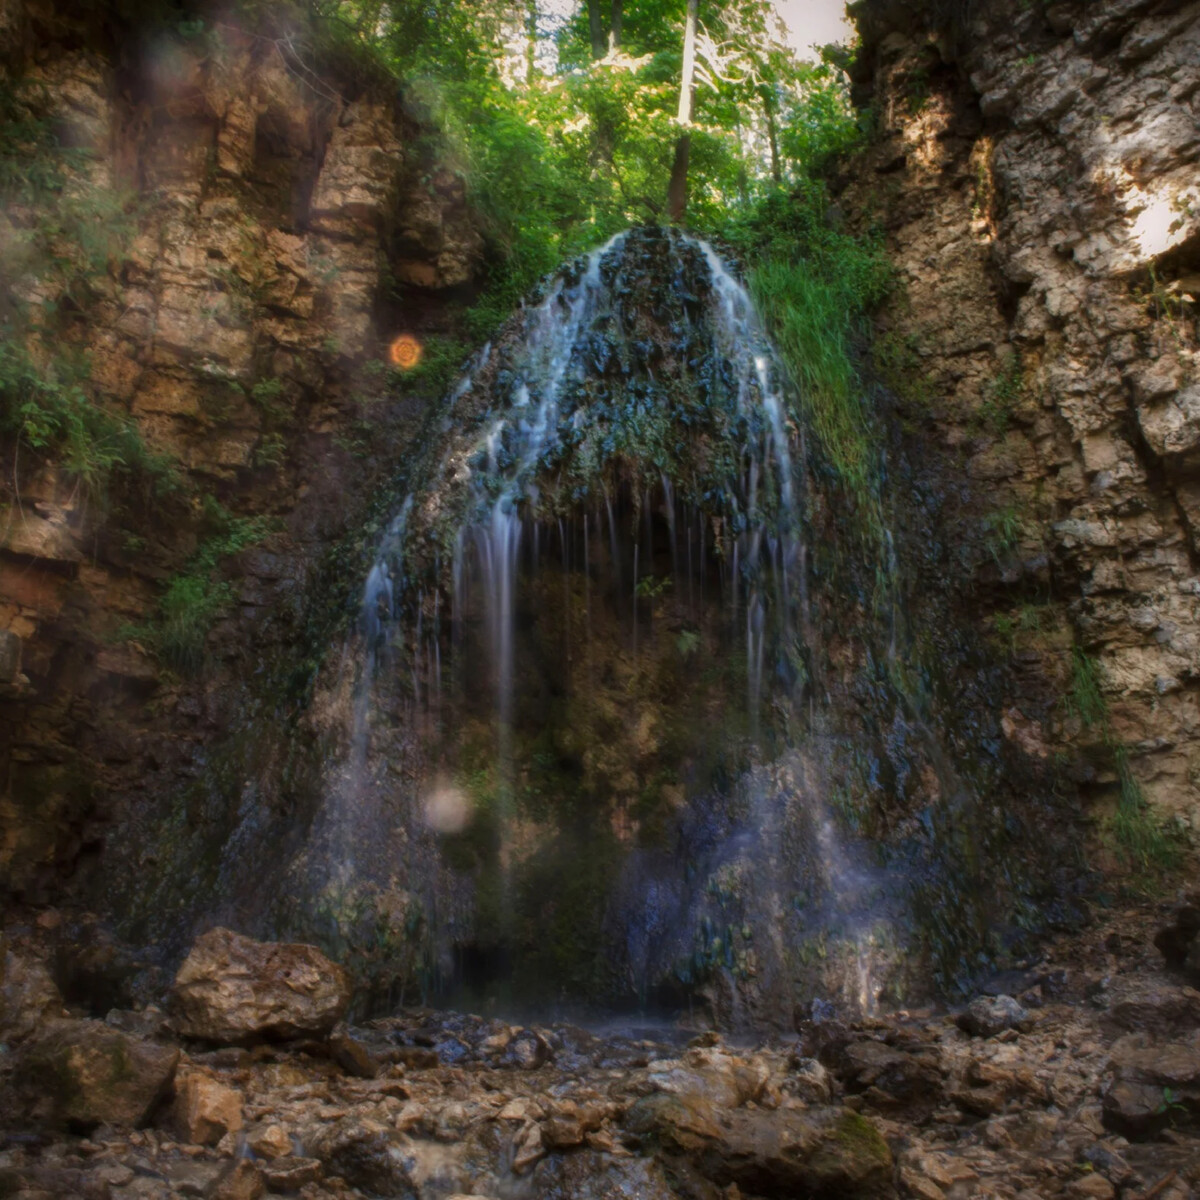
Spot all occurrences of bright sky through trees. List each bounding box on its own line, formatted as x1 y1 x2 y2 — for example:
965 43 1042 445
772 0 854 57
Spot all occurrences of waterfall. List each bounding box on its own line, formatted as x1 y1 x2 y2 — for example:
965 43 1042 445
323 225 913 1019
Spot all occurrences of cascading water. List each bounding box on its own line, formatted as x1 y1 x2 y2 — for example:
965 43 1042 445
272 225 1071 1025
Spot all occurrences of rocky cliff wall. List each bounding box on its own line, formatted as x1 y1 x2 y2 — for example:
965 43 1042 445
845 0 1200 846
0 0 484 902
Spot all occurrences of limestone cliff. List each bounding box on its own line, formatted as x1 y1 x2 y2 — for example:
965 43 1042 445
845 0 1200 840
0 0 484 900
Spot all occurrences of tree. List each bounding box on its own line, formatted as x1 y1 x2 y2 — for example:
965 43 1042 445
665 0 697 222
585 0 624 58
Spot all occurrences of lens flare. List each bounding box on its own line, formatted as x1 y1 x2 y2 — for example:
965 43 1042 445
389 334 422 370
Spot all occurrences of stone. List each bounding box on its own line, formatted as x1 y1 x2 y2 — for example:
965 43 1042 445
956 995 1031 1038
171 1068 243 1146
787 1054 834 1103
209 1159 265 1200
625 1094 893 1198
306 1119 417 1197
259 1157 323 1191
171 928 350 1044
1104 983 1200 1034
511 1121 546 1173
532 1150 678 1200
247 1123 292 1160
839 1039 944 1109
502 1026 552 1070
330 1029 380 1079
1 948 64 1045
1102 1033 1200 1135
1066 1174 1116 1200
17 1018 180 1129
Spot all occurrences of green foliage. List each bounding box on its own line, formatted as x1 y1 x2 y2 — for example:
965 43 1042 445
0 76 162 500
1063 646 1182 880
723 185 891 524
982 504 1023 563
1107 743 1183 879
1066 646 1106 728
0 336 177 499
972 351 1023 436
312 0 857 346
126 499 271 673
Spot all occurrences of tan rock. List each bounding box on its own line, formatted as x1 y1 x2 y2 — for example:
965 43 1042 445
171 927 350 1044
171 1068 243 1146
1066 1174 1116 1200
247 1122 292 1160
209 1158 265 1200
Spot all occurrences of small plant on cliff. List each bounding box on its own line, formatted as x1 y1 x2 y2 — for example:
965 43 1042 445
1063 645 1183 879
1066 646 1106 728
126 499 272 673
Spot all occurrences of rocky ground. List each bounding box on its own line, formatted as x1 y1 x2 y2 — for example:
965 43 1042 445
1 899 1198 1200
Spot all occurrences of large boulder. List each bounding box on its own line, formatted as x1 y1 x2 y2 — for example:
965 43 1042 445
16 1018 179 1129
1102 1032 1200 1137
171 928 350 1044
625 1092 893 1199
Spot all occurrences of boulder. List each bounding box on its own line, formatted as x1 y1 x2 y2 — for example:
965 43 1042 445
1 948 64 1045
171 1067 243 1145
956 995 1031 1038
330 1029 380 1079
625 1093 893 1199
17 1018 179 1129
838 1039 944 1111
171 928 350 1044
306 1118 418 1197
532 1150 678 1200
1103 982 1200 1034
1102 1032 1200 1136
502 1026 552 1070
210 1159 266 1200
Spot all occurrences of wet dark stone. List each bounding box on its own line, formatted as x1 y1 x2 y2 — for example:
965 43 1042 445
435 1036 473 1065
503 1027 552 1070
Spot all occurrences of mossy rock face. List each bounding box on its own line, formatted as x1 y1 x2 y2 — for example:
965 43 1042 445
17 1019 180 1130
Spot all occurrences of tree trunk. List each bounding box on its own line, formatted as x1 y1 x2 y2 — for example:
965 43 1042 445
666 0 698 222
609 0 622 50
526 0 538 82
587 0 607 58
763 87 781 184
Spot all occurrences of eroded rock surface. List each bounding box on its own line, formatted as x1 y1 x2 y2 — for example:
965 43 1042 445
171 928 350 1044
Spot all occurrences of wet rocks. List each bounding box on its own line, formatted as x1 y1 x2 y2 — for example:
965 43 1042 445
957 995 1032 1038
1103 1032 1200 1136
0 946 64 1044
306 1118 417 1197
171 1067 243 1145
209 1158 266 1200
838 1037 945 1113
1102 981 1200 1034
626 1094 894 1199
15 1018 180 1129
330 1028 381 1078
170 928 350 1044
